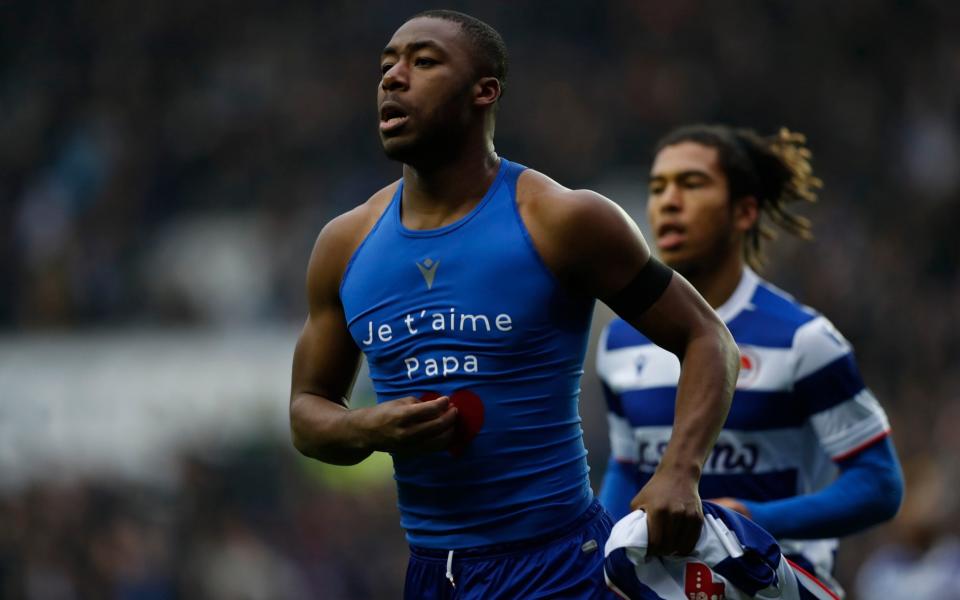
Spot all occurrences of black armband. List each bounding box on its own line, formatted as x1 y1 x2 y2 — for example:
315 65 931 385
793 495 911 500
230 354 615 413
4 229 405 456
602 257 674 319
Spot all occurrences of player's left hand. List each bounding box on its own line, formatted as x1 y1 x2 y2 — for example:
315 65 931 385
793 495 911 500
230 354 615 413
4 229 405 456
708 497 752 518
629 468 704 556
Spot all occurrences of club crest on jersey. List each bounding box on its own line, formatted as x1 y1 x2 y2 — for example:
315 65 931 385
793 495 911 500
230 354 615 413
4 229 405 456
736 347 760 388
416 258 440 290
684 562 725 599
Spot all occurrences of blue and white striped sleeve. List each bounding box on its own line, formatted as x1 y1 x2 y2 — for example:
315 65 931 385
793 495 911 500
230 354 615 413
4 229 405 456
793 316 890 461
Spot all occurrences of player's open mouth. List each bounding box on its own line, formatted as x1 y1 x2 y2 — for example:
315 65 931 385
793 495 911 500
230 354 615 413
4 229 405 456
379 103 410 134
656 223 686 250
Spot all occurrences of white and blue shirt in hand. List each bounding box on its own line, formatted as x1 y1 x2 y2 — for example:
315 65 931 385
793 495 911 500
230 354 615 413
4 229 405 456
604 502 839 599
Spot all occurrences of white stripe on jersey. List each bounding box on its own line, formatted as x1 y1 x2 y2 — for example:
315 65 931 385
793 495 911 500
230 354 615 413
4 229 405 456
608 413 639 463
811 389 890 459
597 342 681 392
599 342 799 394
793 316 853 381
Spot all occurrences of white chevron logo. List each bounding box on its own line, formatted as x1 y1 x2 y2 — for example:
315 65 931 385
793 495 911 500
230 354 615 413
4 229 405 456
416 258 440 290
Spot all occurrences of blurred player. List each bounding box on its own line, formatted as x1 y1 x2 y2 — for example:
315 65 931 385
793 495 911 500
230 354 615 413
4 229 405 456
289 11 740 600
596 124 903 595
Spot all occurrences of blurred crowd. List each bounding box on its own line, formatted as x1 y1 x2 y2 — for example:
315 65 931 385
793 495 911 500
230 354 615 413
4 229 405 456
0 443 411 599
2 0 958 598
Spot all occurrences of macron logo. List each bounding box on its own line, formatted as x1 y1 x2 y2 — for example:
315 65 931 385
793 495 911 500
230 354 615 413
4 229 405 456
416 258 440 290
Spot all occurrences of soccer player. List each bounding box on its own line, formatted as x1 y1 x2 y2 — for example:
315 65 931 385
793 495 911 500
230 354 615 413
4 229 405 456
289 11 740 599
596 124 904 595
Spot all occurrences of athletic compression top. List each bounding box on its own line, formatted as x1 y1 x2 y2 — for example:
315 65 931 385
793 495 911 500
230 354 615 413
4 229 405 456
340 158 595 548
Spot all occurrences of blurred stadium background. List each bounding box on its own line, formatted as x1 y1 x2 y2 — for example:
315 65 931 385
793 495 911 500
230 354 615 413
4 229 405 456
1 1 958 598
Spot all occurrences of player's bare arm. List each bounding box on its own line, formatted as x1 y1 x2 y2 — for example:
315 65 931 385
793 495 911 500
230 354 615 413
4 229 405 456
518 169 739 555
290 185 459 465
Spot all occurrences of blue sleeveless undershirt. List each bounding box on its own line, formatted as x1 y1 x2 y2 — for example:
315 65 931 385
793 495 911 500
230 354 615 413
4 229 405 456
340 158 595 548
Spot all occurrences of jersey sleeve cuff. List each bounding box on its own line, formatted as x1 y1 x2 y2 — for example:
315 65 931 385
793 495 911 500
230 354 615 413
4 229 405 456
830 430 890 462
809 388 891 459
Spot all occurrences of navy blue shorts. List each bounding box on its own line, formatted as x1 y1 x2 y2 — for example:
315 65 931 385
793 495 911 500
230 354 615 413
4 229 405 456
404 499 620 599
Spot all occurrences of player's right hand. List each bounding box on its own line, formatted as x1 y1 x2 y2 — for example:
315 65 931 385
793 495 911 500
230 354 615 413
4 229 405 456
353 396 458 455
629 467 704 556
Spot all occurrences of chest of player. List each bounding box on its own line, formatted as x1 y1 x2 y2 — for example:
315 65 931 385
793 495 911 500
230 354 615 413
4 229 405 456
344 240 544 339
339 217 590 390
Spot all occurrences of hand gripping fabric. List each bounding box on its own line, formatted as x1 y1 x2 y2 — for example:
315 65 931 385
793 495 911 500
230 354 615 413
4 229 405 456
603 502 839 600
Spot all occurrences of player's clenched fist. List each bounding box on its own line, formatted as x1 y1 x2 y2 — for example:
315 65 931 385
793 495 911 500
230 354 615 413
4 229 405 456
351 396 459 455
629 467 704 556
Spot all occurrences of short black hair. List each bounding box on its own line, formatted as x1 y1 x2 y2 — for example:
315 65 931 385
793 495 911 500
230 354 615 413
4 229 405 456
413 9 508 98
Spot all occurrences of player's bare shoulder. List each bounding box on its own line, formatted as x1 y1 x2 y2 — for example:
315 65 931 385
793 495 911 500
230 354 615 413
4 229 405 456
515 168 599 218
307 181 400 303
515 168 649 296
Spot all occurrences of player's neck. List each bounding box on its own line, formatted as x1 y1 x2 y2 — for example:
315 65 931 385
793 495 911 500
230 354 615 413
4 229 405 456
686 251 745 310
400 142 500 230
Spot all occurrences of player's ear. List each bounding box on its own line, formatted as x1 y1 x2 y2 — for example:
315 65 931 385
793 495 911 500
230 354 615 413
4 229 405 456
474 77 501 109
733 195 759 232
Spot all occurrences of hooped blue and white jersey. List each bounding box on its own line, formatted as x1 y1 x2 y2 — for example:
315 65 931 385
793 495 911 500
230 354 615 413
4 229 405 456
596 268 890 586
